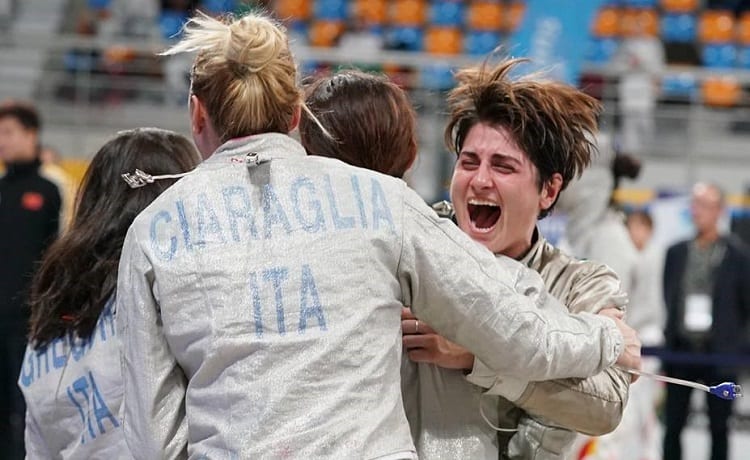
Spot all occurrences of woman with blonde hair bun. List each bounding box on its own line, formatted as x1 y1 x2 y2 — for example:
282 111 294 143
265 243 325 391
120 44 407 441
116 12 640 459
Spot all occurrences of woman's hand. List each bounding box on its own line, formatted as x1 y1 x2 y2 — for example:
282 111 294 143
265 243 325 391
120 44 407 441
401 307 475 371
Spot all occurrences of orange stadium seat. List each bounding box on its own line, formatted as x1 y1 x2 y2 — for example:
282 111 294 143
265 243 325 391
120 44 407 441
737 12 750 45
390 0 427 27
424 27 463 55
466 2 503 31
698 10 735 44
660 0 699 13
592 7 621 38
276 0 312 22
505 2 526 32
702 76 742 107
309 21 346 47
620 8 660 37
353 0 387 25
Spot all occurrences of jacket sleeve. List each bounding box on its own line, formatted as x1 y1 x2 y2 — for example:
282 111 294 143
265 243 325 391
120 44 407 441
470 263 630 435
397 192 623 382
117 228 188 459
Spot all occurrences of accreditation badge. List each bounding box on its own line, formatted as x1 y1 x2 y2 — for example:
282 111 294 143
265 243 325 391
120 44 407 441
683 294 713 333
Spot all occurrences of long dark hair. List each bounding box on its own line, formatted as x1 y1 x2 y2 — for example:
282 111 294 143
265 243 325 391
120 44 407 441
28 128 200 348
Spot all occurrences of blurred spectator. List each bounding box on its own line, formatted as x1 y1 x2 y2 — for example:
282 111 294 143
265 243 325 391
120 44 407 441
559 141 650 459
99 0 160 38
612 20 665 156
662 182 750 460
626 209 666 345
557 133 640 294
0 102 62 459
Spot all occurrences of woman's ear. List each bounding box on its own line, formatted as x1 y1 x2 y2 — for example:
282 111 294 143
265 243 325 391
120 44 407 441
289 105 302 132
540 173 564 212
190 95 206 136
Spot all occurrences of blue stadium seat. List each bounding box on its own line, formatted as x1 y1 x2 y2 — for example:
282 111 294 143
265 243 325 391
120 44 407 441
430 0 465 27
661 13 697 43
386 26 424 51
702 43 736 68
661 73 697 99
200 0 236 15
314 0 348 21
159 11 190 41
87 0 112 9
464 30 501 56
737 46 750 68
622 0 657 8
585 38 620 64
421 64 455 90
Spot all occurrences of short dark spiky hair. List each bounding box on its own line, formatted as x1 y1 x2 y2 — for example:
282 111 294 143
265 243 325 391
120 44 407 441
0 101 41 131
444 58 602 218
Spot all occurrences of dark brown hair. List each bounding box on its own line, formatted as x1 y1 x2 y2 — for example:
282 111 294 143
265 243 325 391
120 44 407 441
444 58 602 218
0 101 41 131
299 70 417 179
27 128 201 347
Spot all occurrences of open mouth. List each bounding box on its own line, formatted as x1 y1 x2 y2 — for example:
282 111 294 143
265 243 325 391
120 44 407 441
468 199 501 233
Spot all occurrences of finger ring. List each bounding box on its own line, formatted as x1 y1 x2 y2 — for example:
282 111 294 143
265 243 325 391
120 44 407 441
415 320 419 334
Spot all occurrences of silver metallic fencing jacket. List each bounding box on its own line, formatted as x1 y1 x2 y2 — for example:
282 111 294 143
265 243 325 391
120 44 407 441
406 205 630 459
18 297 132 459
116 133 624 460
491 231 631 459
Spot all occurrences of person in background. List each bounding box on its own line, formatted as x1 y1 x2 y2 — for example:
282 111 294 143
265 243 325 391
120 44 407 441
18 128 200 458
663 182 750 460
116 13 639 458
39 145 77 232
300 65 632 459
0 102 63 458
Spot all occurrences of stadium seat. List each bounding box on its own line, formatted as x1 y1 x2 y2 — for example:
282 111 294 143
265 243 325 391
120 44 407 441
466 1 503 31
701 76 742 107
585 38 620 64
390 0 427 26
623 0 658 8
738 12 750 45
661 73 697 100
620 8 659 37
353 0 387 25
505 2 526 32
276 0 312 21
698 10 735 44
430 0 465 27
386 26 424 51
421 64 455 90
313 0 348 21
464 30 501 56
661 13 697 43
309 20 346 47
87 0 112 10
736 45 750 68
159 10 190 41
424 27 462 55
660 0 699 13
592 7 621 38
200 0 236 15
702 43 736 68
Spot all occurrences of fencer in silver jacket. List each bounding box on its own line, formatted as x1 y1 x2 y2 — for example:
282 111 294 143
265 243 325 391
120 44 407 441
403 203 630 460
116 133 626 459
19 297 131 459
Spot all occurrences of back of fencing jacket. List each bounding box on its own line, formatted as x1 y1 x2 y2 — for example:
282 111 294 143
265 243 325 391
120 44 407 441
116 133 623 459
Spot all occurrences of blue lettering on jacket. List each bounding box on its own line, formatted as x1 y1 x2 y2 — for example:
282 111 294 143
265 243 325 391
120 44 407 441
148 174 396 261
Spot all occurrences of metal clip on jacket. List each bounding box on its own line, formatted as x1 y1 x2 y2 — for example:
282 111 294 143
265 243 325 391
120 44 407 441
121 169 192 189
621 367 743 401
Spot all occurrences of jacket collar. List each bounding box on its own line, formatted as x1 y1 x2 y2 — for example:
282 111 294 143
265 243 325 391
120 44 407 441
205 133 306 166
